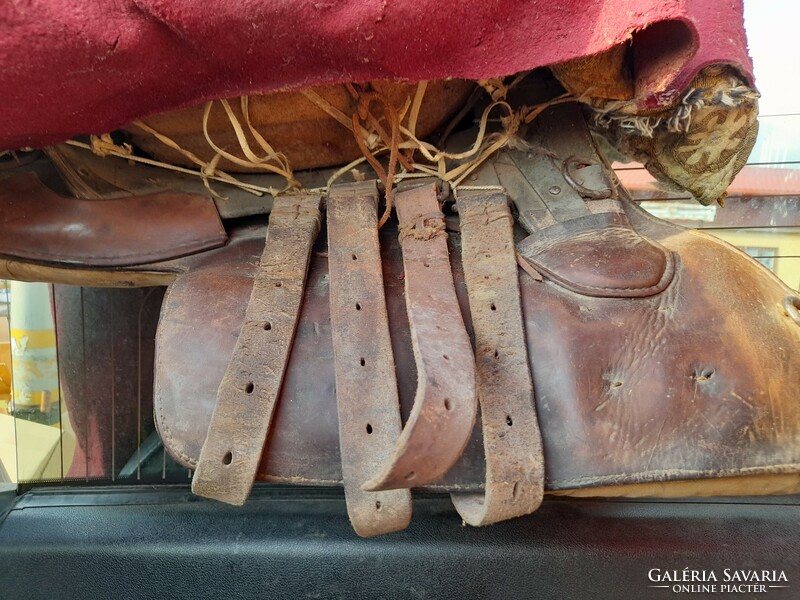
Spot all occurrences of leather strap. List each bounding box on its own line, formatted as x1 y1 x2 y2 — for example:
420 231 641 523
192 194 322 505
451 192 544 525
364 183 477 491
326 182 412 536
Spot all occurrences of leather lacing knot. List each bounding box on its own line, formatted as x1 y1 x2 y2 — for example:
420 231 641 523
398 211 447 242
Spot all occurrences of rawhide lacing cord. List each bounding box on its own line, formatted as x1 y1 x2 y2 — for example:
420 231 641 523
63 76 581 208
351 92 405 229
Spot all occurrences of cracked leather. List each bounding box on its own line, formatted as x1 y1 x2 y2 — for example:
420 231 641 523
191 194 321 506
450 192 544 525
156 105 800 498
363 183 477 491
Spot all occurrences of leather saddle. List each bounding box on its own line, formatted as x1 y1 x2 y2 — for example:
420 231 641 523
2 104 799 537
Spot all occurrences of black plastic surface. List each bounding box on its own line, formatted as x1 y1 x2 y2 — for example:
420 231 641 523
1 486 799 599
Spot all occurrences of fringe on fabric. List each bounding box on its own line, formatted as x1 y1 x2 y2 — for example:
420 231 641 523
585 65 760 205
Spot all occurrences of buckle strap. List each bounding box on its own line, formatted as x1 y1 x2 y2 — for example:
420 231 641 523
451 192 544 525
192 194 322 505
364 183 477 491
327 182 412 536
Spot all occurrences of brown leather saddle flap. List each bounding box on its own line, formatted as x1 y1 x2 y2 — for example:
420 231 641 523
154 201 800 492
0 173 227 267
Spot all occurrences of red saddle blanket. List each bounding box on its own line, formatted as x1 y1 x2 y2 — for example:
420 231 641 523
1 0 752 150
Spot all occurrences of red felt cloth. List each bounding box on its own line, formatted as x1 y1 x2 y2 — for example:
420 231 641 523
0 0 752 151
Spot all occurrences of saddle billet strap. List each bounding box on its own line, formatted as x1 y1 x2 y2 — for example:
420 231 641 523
326 182 412 536
363 183 477 491
192 194 322 505
450 192 544 525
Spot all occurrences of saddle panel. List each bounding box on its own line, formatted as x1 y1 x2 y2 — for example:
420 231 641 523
153 199 800 493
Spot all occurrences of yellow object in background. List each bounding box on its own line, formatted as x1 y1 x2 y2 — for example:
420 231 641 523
0 315 12 410
8 281 60 414
0 413 65 482
711 229 800 292
0 280 74 483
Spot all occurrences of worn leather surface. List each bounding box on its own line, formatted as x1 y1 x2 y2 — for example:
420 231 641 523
450 193 543 525
191 195 321 505
364 184 477 491
155 198 800 493
326 183 411 536
0 173 227 267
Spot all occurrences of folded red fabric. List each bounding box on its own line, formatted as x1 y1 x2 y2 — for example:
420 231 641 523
0 0 752 150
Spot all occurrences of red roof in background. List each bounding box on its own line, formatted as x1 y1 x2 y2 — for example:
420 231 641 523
616 163 800 198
